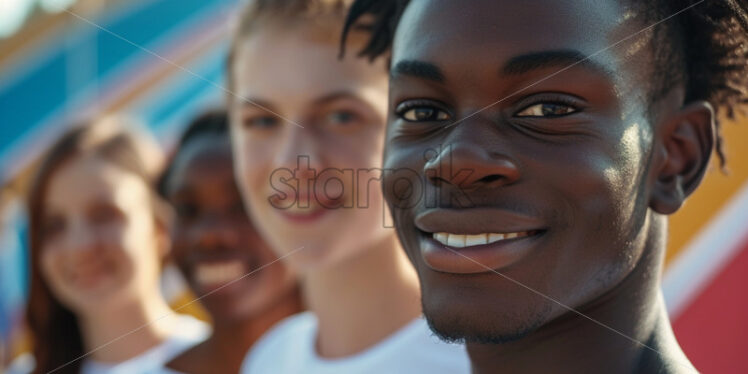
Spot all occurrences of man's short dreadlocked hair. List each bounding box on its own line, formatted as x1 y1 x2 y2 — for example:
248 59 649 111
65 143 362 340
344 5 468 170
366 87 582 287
341 0 748 167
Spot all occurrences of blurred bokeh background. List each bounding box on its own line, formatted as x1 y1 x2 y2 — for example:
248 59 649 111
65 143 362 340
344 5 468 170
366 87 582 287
0 0 746 372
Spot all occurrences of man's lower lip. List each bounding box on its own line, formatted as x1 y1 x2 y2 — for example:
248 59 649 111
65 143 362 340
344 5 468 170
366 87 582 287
419 232 543 274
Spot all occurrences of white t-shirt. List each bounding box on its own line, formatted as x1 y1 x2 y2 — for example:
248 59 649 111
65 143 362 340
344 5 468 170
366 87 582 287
241 312 470 374
144 367 184 374
80 314 209 374
5 353 35 374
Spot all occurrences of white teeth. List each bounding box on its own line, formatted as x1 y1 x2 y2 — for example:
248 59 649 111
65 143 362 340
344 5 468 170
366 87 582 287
447 234 465 247
434 232 448 243
465 234 488 246
433 231 531 248
195 261 245 286
489 233 505 242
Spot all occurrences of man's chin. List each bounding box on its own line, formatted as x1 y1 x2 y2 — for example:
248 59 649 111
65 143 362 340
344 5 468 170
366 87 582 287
422 302 552 345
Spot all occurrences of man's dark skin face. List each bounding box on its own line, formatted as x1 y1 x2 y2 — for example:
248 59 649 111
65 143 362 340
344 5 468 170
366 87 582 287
382 0 714 372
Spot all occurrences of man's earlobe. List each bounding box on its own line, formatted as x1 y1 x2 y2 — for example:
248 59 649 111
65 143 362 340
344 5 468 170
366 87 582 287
650 101 715 214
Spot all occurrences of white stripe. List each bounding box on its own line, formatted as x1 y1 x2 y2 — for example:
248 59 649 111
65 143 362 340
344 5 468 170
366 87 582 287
662 180 748 319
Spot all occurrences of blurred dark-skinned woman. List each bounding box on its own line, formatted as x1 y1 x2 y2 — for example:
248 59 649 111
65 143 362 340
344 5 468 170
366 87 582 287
154 110 302 374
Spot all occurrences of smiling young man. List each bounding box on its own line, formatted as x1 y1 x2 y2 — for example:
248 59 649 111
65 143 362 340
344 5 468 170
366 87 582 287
342 0 748 373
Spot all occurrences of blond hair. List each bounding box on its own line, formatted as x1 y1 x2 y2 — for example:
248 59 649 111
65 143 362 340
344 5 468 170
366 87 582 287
226 0 369 91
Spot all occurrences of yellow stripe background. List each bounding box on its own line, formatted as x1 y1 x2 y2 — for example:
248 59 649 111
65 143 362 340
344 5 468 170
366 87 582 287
667 115 748 264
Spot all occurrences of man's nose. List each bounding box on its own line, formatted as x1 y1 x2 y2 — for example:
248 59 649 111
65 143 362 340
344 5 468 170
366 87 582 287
424 117 521 191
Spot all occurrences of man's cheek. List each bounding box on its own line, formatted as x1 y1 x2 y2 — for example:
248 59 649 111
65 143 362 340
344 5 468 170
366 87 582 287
569 158 641 265
391 207 421 267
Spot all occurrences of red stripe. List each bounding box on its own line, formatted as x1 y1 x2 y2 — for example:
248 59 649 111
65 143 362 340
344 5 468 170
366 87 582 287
673 238 748 374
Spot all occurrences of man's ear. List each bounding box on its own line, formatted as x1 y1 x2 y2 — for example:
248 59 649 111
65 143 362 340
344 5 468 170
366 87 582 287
650 101 715 214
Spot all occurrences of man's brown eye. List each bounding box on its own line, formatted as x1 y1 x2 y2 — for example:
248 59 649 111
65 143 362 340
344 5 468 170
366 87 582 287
401 107 450 122
516 103 577 117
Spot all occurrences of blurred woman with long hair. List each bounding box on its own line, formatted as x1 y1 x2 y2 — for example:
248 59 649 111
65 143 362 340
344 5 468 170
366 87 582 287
25 118 208 374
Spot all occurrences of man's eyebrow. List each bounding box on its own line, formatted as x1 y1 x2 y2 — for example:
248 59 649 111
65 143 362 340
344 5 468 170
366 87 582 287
502 50 612 76
241 98 275 112
312 91 363 106
390 60 445 83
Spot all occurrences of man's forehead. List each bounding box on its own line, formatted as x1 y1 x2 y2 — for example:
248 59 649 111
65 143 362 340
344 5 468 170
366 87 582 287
390 0 660 117
392 0 630 73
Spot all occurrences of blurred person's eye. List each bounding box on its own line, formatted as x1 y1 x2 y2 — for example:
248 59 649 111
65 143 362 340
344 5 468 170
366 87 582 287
243 115 279 129
42 214 65 240
174 202 199 222
88 203 124 225
396 100 451 122
326 110 359 126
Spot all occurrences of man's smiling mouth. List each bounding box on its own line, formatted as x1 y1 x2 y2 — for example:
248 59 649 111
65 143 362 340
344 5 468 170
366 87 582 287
432 231 540 248
412 208 548 274
418 229 546 274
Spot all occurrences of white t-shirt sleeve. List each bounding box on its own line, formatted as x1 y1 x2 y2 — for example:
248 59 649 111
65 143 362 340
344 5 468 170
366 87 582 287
241 312 470 374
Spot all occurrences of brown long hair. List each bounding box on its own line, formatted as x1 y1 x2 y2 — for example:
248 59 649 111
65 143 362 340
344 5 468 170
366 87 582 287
25 117 166 374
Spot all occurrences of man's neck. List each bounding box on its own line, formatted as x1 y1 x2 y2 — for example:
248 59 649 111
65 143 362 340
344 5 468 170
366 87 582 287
168 287 302 374
303 234 422 359
467 221 695 374
210 286 302 351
